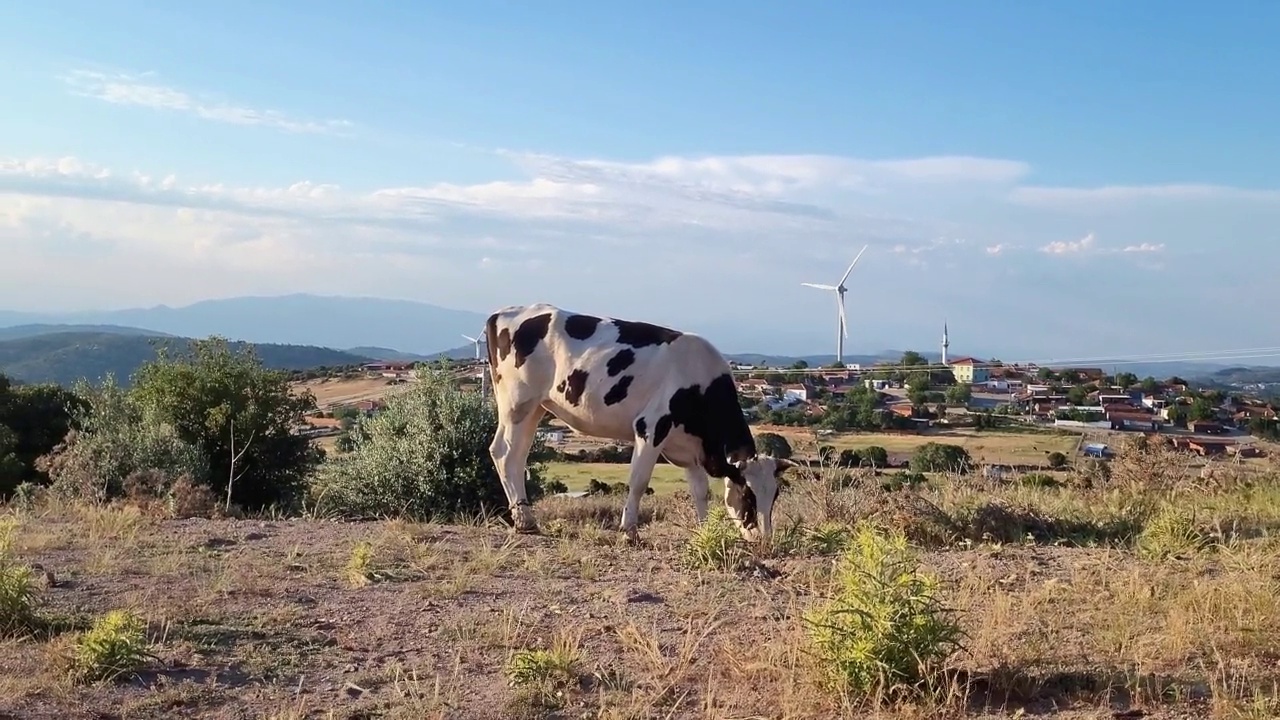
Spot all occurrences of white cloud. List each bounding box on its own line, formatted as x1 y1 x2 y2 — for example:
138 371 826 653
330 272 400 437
59 70 353 135
1041 232 1097 254
1 147 1277 357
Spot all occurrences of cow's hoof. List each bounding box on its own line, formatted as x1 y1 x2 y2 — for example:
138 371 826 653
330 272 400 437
513 524 541 535
621 528 641 545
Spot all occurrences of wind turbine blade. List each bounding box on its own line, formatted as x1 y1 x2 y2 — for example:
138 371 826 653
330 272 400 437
801 282 838 291
462 334 477 343
836 293 849 339
838 244 869 286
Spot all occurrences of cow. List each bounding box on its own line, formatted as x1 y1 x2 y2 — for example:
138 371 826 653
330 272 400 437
483 302 796 543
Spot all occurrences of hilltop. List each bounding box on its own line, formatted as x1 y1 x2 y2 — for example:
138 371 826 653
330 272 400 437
0 294 489 356
0 331 374 386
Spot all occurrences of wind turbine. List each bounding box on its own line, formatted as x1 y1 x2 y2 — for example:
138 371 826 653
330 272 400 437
801 244 868 366
462 333 489 398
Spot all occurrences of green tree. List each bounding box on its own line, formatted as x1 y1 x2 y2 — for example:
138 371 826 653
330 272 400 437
313 364 552 522
859 445 889 468
130 337 320 511
756 432 793 459
0 376 86 496
1114 372 1138 388
1187 397 1216 423
944 383 972 405
900 351 927 367
906 371 931 393
910 442 973 474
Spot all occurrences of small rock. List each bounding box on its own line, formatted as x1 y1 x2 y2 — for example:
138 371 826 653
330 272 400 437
622 589 664 604
343 682 366 698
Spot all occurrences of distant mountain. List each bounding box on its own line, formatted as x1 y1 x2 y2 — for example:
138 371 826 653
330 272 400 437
1205 366 1280 385
0 324 175 342
0 331 373 387
0 294 488 356
344 346 433 362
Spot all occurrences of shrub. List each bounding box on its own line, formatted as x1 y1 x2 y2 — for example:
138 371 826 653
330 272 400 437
756 432 793 460
1046 451 1069 469
909 442 972 474
35 376 208 503
67 609 150 684
803 524 964 701
311 364 553 523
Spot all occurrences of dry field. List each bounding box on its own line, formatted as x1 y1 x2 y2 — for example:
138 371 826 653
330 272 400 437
544 462 689 494
3 441 1280 720
292 378 411 410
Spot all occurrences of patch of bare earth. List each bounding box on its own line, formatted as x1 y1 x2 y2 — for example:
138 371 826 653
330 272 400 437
1 479 1279 719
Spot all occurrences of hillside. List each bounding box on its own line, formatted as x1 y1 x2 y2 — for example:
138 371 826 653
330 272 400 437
0 294 488 356
0 332 373 386
0 323 174 342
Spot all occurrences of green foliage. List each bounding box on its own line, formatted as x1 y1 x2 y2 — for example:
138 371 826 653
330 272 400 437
1249 418 1280 441
0 376 86 497
756 432 793 459
0 518 39 636
312 364 552 523
803 524 963 701
68 609 150 684
944 383 971 405
130 337 320 511
681 505 746 571
909 442 973 474
36 375 208 502
1046 451 1069 469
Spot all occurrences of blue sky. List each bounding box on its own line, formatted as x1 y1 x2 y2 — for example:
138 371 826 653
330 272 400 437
1 1 1278 358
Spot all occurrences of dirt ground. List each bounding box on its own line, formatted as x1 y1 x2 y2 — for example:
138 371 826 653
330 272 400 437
3 477 1277 720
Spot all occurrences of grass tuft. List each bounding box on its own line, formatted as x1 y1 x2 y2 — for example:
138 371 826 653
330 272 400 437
67 609 151 684
681 505 746 571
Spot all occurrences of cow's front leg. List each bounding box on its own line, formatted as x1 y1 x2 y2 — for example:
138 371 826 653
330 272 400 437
683 465 710 523
619 438 661 543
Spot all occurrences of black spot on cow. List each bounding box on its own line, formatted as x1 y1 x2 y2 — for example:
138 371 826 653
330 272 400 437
634 417 647 440
555 379 566 394
612 319 682 349
512 313 553 368
564 314 602 341
605 348 636 377
651 373 757 481
563 369 590 406
603 375 634 406
652 414 673 447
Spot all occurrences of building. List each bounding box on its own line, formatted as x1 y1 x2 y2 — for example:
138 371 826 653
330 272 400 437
947 357 990 384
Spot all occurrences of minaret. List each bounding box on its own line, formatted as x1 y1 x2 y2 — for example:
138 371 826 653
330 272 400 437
941 321 949 366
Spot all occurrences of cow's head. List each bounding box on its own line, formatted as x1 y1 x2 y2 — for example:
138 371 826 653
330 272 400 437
724 456 798 541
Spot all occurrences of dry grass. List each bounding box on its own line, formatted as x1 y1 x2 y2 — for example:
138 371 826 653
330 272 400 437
2 438 1279 718
291 376 412 409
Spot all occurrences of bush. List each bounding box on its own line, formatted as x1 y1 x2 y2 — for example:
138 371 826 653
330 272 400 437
312 365 553 523
681 505 746 571
34 377 209 504
803 524 963 701
1046 451 1068 469
909 442 972 474
756 432 793 460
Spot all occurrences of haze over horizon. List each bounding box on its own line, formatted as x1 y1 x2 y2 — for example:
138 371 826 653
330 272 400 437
2 3 1278 359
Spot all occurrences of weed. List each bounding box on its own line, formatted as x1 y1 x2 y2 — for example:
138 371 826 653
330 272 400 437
0 518 39 636
67 609 151 683
344 540 377 587
806 521 854 555
681 505 746 571
802 523 965 704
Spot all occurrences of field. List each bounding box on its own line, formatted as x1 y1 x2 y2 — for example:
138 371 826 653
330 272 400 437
544 462 690 494
761 425 1084 465
3 438 1280 720
292 377 411 410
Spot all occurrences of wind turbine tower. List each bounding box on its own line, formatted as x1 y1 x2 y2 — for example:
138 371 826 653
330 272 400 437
801 244 869 366
942 321 950 366
462 333 489 398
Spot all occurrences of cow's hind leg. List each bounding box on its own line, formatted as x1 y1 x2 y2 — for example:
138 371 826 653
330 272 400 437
619 437 662 543
683 465 711 523
489 399 545 534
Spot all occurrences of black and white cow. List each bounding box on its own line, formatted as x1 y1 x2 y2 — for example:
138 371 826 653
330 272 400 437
483 303 796 542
